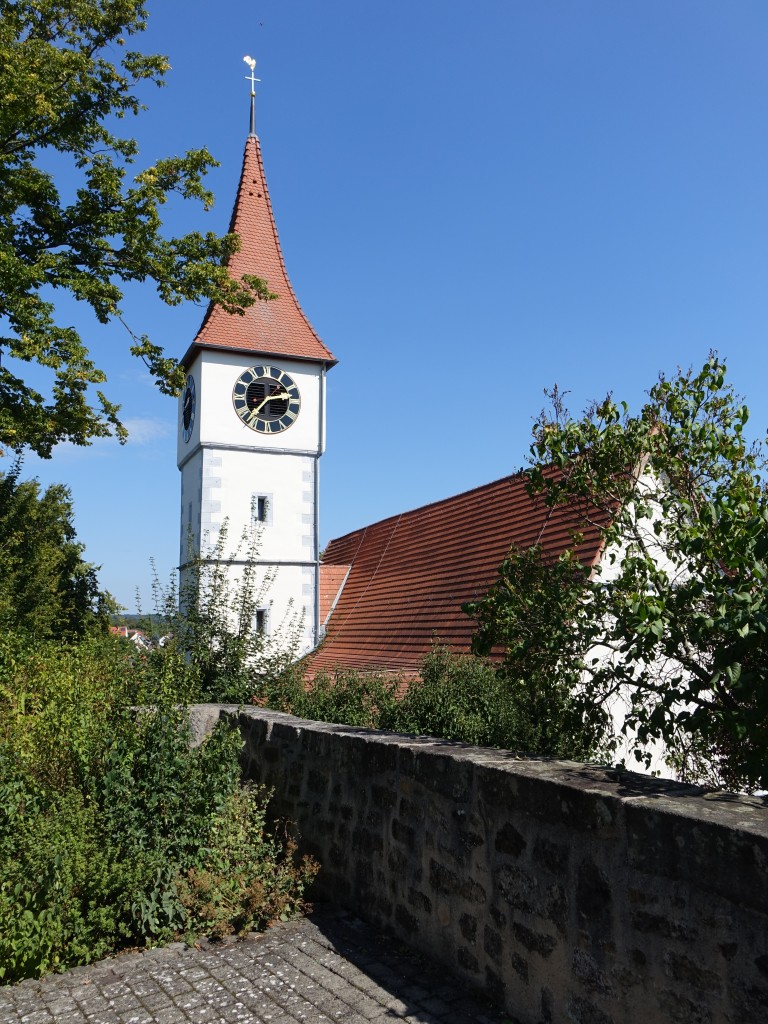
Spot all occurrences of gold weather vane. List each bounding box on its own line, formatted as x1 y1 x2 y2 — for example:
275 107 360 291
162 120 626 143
243 55 260 135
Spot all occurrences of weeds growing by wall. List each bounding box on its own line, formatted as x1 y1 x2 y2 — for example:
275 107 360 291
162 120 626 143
0 635 317 984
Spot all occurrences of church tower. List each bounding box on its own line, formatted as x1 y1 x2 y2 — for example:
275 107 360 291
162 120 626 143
176 76 336 658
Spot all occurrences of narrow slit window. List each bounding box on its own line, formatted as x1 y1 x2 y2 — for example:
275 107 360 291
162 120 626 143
252 494 271 524
256 608 268 634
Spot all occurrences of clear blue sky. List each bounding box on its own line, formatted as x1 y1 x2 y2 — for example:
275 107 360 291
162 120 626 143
14 1 768 610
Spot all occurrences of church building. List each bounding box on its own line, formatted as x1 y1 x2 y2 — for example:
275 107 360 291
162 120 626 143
176 75 603 675
174 73 675 785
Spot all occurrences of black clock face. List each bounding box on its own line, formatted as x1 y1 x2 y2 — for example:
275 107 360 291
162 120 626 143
182 374 196 443
232 365 301 433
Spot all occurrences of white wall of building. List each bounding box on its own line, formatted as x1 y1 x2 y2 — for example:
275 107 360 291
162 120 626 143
587 470 687 778
177 349 326 659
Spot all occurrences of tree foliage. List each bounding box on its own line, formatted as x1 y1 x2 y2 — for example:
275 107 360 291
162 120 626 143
0 462 113 638
465 356 768 792
0 0 270 457
465 545 611 759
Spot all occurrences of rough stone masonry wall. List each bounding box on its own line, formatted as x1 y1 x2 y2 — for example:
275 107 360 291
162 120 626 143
191 705 768 1024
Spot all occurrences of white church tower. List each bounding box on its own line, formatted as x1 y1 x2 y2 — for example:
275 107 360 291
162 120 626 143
176 70 336 658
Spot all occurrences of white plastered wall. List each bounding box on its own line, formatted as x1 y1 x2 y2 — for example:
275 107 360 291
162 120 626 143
587 469 686 779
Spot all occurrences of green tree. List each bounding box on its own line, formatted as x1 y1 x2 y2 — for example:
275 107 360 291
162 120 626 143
0 462 113 638
465 356 768 792
0 0 270 457
464 546 611 760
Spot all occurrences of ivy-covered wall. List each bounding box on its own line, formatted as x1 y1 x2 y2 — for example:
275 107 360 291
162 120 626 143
192 706 768 1024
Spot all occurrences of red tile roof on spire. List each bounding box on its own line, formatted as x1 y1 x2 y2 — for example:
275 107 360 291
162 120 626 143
306 469 610 676
183 136 336 366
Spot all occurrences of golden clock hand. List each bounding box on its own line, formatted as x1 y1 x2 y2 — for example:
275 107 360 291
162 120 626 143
249 388 289 418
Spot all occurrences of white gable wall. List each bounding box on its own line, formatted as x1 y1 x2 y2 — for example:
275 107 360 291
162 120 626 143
588 470 687 778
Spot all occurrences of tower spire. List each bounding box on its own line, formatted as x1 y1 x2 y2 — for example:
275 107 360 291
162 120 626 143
243 55 259 136
182 96 336 367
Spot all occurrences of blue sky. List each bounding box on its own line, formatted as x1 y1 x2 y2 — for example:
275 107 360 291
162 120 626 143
13 1 768 609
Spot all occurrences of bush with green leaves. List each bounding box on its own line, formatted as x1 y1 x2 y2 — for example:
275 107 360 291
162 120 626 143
177 784 318 940
256 646 606 762
0 635 318 984
391 647 605 759
255 664 401 730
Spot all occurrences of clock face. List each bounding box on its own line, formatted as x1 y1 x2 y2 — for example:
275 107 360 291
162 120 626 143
232 365 301 433
182 374 196 443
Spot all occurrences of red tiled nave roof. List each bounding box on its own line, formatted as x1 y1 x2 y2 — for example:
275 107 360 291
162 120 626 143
307 469 610 676
183 135 335 367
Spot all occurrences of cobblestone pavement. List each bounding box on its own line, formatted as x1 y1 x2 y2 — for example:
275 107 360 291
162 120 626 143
0 906 510 1024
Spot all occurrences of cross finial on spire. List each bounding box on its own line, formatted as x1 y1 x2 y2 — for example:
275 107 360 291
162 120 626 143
243 55 260 136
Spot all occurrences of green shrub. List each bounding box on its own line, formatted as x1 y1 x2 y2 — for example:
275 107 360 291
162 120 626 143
255 665 401 729
260 646 607 762
133 519 304 706
0 635 318 984
385 648 516 747
178 783 319 940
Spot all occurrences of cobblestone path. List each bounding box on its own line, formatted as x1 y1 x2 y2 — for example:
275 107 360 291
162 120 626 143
0 906 509 1024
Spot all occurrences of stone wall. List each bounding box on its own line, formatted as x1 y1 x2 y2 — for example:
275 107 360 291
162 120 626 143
194 705 768 1024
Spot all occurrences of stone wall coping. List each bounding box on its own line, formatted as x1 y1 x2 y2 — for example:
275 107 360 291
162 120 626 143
191 704 768 841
